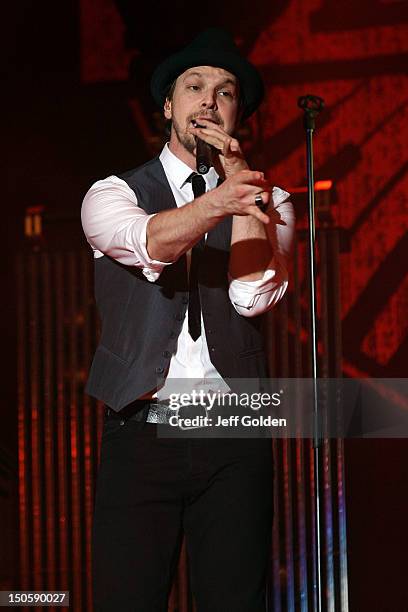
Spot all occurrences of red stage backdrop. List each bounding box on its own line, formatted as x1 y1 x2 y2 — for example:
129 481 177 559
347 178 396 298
12 2 408 611
80 0 408 378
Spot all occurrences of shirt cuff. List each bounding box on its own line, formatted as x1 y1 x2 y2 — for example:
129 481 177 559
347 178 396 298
139 214 174 282
228 257 288 317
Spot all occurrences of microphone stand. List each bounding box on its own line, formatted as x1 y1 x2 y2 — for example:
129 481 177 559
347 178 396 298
298 94 325 612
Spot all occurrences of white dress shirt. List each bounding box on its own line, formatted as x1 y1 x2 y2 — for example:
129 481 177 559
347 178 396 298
81 144 295 394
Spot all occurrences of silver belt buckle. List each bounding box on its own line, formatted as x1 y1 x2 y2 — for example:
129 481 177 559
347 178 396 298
147 402 172 424
176 403 210 430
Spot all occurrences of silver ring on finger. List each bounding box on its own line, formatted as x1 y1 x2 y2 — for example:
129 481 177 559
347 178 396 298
254 194 264 207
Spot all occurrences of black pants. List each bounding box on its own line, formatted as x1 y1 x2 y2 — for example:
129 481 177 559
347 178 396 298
92 411 274 612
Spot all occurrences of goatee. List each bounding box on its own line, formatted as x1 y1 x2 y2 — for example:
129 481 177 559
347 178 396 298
172 119 196 154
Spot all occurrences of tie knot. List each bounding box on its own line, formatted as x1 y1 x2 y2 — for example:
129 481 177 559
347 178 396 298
188 173 206 198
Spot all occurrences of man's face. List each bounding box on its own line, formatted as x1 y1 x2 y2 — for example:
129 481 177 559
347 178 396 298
164 66 241 155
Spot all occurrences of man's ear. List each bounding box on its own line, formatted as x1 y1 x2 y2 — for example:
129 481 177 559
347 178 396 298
164 98 172 120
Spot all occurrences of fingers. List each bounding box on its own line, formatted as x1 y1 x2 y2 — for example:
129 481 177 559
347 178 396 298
252 190 270 208
187 127 271 222
245 189 270 224
234 170 269 187
189 124 227 152
189 120 242 157
221 184 270 224
237 183 270 199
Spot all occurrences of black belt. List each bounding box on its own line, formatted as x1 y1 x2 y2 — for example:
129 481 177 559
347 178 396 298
105 399 160 423
105 399 211 428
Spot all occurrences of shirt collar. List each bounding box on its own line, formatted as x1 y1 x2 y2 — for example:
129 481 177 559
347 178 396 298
159 143 220 191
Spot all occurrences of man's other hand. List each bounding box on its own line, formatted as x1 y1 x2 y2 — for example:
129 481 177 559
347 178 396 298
207 170 271 225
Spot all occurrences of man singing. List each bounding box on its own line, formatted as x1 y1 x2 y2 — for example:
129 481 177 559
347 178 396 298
82 28 295 612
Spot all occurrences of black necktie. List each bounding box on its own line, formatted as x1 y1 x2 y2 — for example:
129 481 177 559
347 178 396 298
188 173 206 341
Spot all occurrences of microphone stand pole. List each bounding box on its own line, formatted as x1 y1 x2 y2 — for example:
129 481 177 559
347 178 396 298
298 94 325 612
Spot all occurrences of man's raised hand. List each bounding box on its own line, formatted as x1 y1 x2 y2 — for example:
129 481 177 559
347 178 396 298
189 118 248 177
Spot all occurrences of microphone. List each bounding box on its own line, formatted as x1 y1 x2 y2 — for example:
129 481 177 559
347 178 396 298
196 137 212 175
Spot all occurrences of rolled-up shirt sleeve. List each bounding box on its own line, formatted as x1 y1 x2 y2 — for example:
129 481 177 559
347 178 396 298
229 187 295 317
81 175 172 282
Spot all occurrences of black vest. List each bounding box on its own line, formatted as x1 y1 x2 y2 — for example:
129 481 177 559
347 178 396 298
85 157 268 411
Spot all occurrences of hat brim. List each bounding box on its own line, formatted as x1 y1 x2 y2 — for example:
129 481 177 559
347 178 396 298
151 49 264 121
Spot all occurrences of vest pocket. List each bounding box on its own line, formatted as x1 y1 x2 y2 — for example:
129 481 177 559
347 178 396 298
85 343 131 407
98 343 130 365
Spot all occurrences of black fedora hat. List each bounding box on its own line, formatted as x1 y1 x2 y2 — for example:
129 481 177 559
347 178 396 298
151 28 264 120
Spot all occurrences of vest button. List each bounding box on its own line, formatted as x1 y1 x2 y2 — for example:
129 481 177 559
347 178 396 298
169 331 177 339
163 351 171 358
182 296 188 304
155 366 164 374
175 313 183 321
210 347 216 353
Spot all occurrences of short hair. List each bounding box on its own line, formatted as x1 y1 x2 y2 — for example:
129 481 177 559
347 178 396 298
164 79 177 136
166 78 177 102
